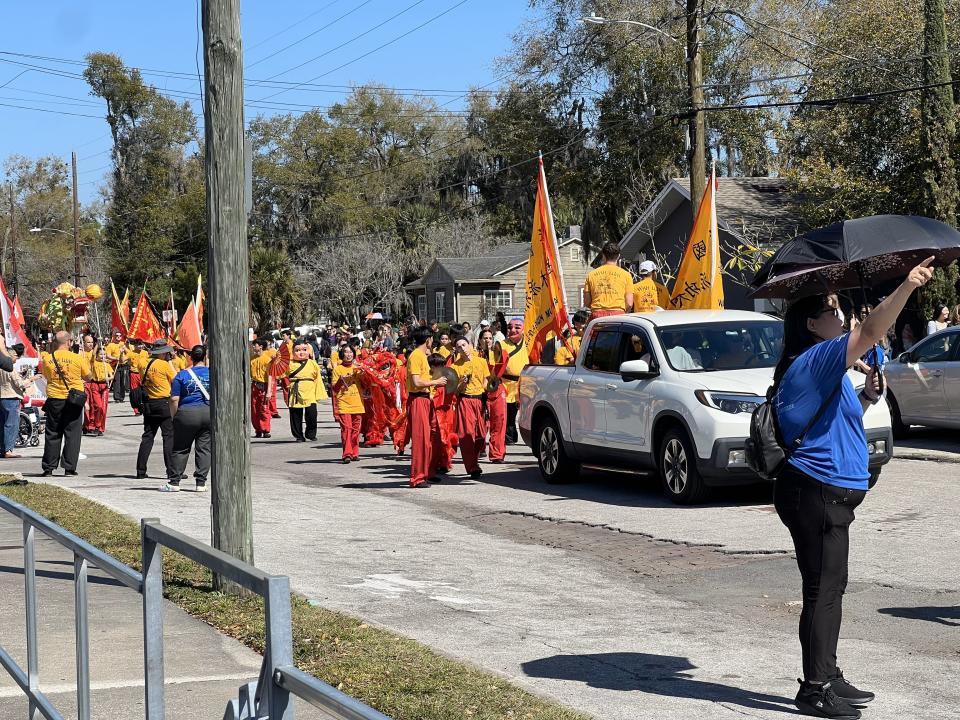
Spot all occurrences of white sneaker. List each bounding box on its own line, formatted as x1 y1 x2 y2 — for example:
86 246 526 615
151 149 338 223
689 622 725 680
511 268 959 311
195 484 208 493
159 483 181 493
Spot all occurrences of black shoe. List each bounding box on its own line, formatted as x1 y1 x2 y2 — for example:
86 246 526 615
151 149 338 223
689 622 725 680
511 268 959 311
469 470 483 479
795 680 861 719
436 466 450 475
254 432 263 439
342 458 351 464
262 432 271 439
136 473 148 479
828 671 874 705
490 459 504 464
41 470 53 477
64 470 78 476
306 436 317 442
295 437 306 443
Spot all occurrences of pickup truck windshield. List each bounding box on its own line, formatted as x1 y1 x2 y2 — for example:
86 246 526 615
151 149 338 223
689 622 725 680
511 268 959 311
655 321 784 372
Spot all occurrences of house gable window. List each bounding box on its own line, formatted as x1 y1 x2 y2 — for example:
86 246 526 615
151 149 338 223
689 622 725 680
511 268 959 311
483 289 512 309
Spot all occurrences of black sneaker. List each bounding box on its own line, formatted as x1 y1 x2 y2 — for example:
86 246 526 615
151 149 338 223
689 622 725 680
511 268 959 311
829 671 874 705
795 680 861 719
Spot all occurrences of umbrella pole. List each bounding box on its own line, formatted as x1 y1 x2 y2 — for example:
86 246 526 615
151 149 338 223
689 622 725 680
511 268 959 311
855 263 886 394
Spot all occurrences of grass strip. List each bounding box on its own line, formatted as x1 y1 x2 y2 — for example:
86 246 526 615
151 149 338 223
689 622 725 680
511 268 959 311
0 482 587 720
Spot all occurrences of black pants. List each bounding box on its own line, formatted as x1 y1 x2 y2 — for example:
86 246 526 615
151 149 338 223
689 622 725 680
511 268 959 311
112 365 129 403
774 465 866 682
41 399 83 473
170 403 211 484
137 398 175 479
289 405 317 441
505 402 519 444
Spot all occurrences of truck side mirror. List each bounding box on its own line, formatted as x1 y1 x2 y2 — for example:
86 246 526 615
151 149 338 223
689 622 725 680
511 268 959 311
620 358 658 381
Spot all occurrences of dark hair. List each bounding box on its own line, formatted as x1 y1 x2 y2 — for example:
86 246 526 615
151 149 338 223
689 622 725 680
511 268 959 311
573 310 589 325
427 352 446 368
452 334 468 346
601 241 621 261
773 294 831 385
412 326 432 347
254 338 270 350
341 345 356 362
11 343 24 357
190 345 207 364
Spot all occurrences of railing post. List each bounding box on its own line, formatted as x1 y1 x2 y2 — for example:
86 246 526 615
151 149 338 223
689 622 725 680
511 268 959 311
74 554 90 720
22 521 38 720
263 576 294 720
141 518 165 720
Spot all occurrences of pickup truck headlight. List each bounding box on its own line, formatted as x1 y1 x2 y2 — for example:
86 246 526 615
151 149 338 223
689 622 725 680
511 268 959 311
695 390 763 415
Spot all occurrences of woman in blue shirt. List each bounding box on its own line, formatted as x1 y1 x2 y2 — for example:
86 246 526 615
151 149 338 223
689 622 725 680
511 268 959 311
163 345 211 493
772 258 933 719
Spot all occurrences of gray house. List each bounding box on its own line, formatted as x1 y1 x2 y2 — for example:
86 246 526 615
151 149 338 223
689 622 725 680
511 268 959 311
406 232 591 324
619 177 805 311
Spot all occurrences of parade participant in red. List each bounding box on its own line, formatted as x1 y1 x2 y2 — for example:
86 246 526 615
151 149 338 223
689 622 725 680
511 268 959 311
495 318 529 446
429 352 458 475
80 334 112 436
406 327 446 488
331 345 364 462
389 352 409 458
478 328 506 462
452 335 489 479
250 338 275 438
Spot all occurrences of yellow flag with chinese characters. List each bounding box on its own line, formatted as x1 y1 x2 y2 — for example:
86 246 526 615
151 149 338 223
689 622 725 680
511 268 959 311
669 164 724 309
523 156 571 363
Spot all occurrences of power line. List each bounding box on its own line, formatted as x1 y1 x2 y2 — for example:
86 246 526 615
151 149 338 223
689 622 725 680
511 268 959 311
245 0 343 52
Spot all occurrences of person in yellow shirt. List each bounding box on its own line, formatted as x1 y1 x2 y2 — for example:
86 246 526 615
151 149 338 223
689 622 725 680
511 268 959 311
80 334 113 436
406 327 446 487
452 336 490 479
331 345 365 462
172 348 190 372
495 318 529 446
250 338 276 438
105 331 128 403
40 331 91 476
555 311 588 366
583 242 634 320
287 341 322 444
135 341 179 481
632 260 671 313
125 339 148 415
436 332 453 359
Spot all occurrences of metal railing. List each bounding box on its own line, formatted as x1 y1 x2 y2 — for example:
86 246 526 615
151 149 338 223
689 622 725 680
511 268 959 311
0 495 391 720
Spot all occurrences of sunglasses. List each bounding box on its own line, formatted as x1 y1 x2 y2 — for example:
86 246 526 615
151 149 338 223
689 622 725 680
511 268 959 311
813 307 840 319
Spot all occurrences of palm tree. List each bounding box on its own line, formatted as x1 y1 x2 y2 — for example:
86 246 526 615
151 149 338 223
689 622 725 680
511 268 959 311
249 244 303 331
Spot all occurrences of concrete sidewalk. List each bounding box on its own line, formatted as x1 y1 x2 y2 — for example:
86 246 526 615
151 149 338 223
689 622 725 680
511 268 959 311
0 508 325 720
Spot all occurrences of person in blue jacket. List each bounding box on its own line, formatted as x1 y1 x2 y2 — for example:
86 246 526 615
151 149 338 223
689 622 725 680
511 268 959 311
772 258 933 719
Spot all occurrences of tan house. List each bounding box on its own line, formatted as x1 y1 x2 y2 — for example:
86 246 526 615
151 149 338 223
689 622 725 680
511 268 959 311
405 231 591 324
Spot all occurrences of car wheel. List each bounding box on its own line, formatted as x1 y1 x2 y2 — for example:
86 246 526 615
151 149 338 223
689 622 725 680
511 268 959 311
887 393 909 439
535 417 580 484
658 428 707 504
868 469 880 489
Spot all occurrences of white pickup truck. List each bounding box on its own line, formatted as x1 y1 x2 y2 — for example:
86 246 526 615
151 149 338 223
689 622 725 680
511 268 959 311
517 310 893 503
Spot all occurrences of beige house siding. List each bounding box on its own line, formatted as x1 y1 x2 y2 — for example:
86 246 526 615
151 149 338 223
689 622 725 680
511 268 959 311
493 239 590 316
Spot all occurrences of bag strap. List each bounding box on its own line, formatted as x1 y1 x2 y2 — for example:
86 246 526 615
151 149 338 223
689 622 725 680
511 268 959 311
780 381 843 457
49 352 71 389
185 367 210 401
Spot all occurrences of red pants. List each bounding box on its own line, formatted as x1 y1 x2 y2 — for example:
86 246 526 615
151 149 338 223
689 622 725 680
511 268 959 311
268 378 279 416
409 395 442 486
251 383 272 433
589 308 623 321
280 377 290 405
486 390 506 461
130 373 142 414
83 381 109 432
456 397 486 474
338 413 362 459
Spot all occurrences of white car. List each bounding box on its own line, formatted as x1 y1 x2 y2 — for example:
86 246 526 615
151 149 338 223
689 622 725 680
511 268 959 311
517 310 893 504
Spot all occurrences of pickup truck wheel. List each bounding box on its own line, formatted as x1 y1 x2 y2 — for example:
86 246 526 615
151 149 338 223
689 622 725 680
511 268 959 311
535 418 580 484
658 428 707 504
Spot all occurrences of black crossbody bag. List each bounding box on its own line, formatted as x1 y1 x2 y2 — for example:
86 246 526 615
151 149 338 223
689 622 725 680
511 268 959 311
51 353 87 408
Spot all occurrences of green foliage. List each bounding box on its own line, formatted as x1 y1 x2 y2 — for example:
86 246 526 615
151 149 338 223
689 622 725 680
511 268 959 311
249 244 303 331
917 262 959 322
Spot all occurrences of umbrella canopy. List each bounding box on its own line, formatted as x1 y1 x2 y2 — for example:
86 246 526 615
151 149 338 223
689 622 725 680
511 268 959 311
751 215 960 299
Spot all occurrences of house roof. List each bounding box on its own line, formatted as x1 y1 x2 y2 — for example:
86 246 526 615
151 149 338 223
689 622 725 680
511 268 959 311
619 177 805 259
405 239 579 288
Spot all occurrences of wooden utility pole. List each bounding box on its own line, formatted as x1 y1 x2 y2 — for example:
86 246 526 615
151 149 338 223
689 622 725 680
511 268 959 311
686 0 706 221
8 186 17 297
71 151 81 287
202 0 254 585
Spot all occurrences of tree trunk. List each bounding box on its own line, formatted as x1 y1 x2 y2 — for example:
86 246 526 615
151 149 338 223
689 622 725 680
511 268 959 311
921 0 958 225
202 0 254 589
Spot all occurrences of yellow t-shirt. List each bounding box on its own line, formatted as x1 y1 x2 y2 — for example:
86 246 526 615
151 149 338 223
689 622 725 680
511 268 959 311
585 264 633 311
105 342 125 365
127 347 147 373
330 349 341 369
82 351 112 382
453 354 490 396
331 363 365 414
406 347 430 395
250 349 276 384
286 359 323 408
172 355 189 371
41 350 85 399
135 356 177 399
632 277 670 312
498 338 529 404
555 334 582 366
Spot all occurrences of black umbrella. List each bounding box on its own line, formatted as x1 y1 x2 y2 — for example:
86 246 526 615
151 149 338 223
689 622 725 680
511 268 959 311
751 215 960 299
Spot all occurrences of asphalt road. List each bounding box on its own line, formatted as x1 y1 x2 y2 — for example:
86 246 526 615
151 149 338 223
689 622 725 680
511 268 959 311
4 400 958 720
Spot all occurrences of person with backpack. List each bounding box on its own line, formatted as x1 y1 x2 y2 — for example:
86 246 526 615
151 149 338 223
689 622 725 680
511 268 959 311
164 345 211 493
134 341 178 481
770 257 933 719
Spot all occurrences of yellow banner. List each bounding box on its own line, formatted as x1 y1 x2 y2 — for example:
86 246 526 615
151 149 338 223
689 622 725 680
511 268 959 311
523 157 571 362
669 165 724 309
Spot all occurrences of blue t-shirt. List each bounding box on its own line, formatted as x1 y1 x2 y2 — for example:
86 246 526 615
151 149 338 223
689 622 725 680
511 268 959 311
171 366 211 406
775 335 870 490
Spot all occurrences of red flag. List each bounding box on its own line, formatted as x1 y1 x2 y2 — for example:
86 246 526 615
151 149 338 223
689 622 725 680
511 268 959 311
0 279 37 358
111 282 129 337
128 290 166 343
176 299 202 350
195 275 204 336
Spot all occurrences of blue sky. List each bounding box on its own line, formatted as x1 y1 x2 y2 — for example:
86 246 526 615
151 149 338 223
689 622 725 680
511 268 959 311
0 1 533 203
